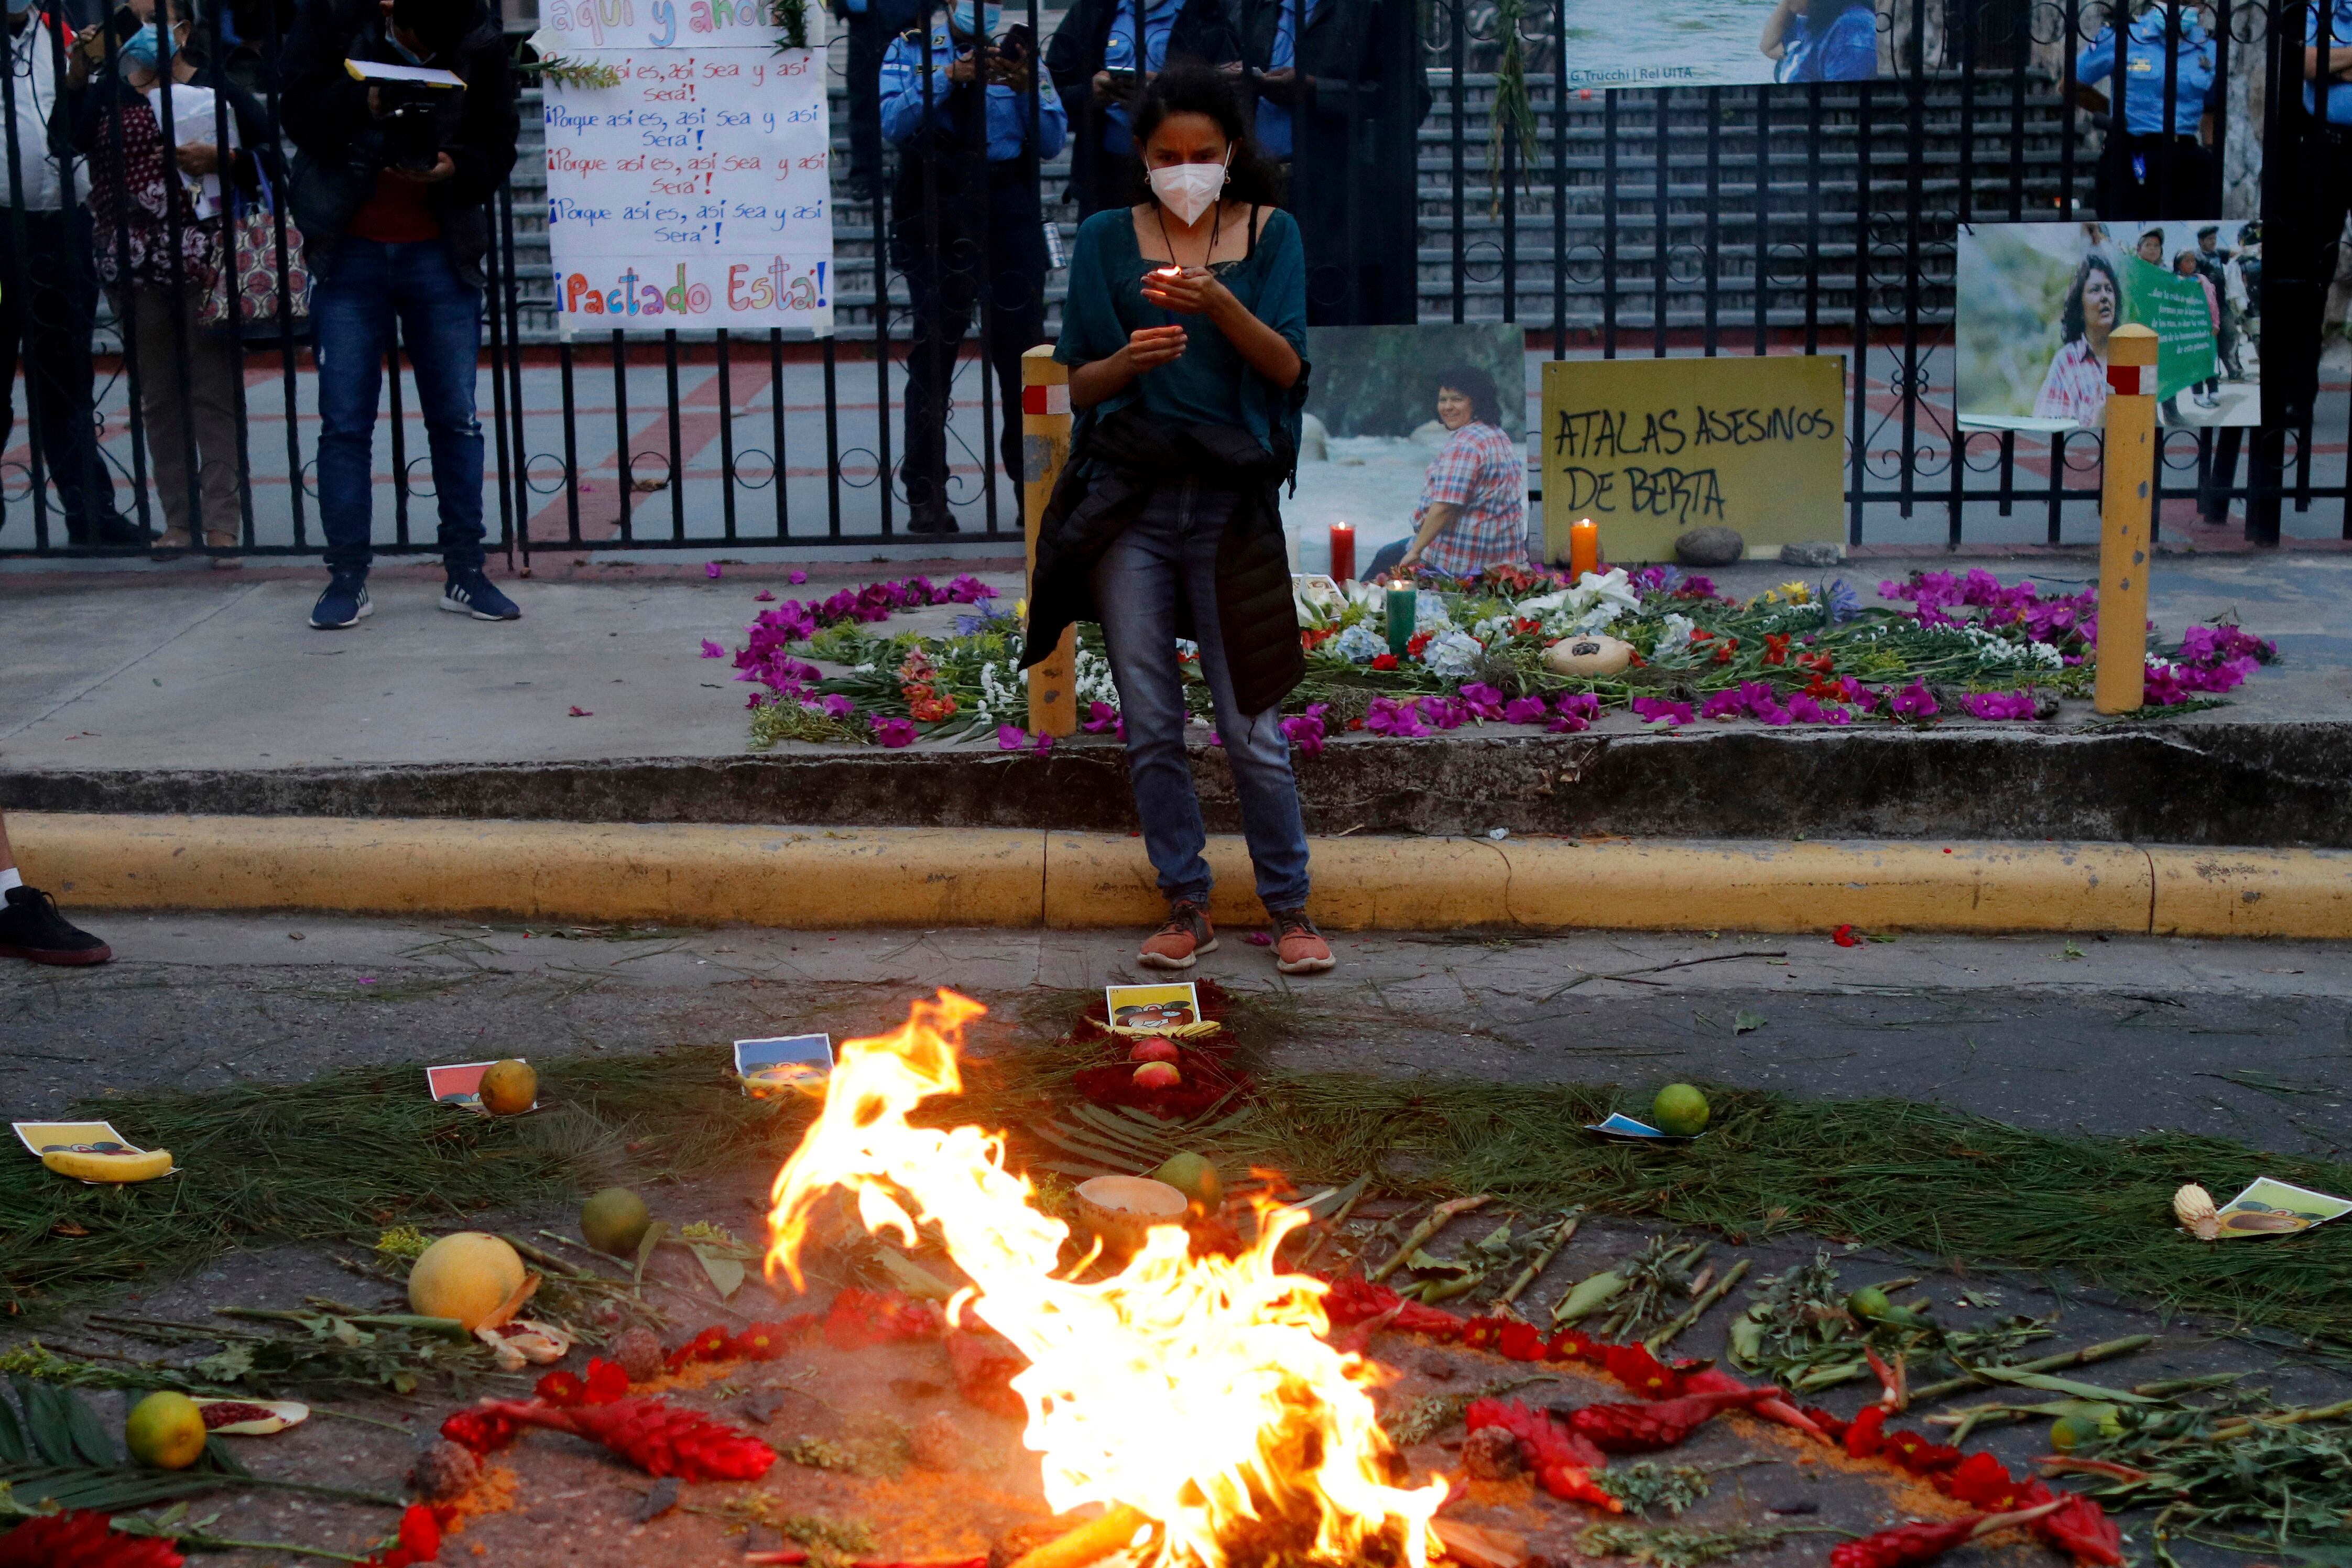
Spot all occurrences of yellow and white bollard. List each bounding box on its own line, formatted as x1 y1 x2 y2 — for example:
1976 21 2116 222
1021 346 1077 737
2094 324 2158 716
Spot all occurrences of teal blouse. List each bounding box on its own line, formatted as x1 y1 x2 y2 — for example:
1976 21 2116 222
1053 204 1309 455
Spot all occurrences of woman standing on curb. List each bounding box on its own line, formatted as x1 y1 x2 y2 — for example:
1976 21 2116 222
1019 63 1333 977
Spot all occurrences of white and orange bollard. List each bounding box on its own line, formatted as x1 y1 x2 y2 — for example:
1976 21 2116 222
1021 345 1077 738
2094 324 2158 715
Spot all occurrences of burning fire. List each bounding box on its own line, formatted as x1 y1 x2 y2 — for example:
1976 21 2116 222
766 991 1445 1568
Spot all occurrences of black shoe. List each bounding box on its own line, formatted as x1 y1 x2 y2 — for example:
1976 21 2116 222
93 513 154 548
0 885 112 965
906 506 960 536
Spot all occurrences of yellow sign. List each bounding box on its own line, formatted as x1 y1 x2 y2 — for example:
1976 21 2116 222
1537 356 1847 563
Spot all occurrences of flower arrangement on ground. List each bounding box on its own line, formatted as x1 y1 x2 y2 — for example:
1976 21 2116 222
716 564 2273 749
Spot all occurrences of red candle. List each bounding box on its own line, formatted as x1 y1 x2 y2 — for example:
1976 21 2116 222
1569 517 1599 581
1329 522 1356 583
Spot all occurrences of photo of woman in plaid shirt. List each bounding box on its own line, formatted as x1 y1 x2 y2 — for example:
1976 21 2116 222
1366 365 1530 581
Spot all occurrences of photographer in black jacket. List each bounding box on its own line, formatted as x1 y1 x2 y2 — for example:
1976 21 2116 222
281 0 518 629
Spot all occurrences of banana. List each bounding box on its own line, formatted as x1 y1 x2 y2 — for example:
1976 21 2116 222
41 1147 174 1184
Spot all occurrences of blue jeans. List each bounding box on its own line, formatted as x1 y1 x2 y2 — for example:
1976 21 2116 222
1092 480 1313 913
312 238 485 578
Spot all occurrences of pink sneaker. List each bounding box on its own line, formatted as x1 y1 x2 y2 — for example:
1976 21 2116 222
1139 900 1216 970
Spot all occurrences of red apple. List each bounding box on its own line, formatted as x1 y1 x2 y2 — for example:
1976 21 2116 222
1131 1061 1182 1091
1128 1038 1181 1064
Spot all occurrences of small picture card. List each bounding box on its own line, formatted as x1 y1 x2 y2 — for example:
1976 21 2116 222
426 1060 537 1114
2211 1177 2352 1238
1105 982 1200 1033
1583 1112 1702 1144
735 1035 833 1099
14 1120 146 1159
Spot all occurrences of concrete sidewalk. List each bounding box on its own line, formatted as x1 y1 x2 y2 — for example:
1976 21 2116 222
4 552 2348 774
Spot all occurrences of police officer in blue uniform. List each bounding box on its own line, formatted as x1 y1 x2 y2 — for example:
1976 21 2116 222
882 0 1067 532
2073 0 2217 220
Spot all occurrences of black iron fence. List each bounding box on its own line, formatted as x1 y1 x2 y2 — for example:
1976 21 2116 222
0 0 2345 561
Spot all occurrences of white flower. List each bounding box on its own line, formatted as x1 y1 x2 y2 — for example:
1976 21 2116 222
1471 615 1515 645
1332 624 1387 664
1414 591 1454 633
1420 628 1484 680
1292 574 1347 627
1530 568 1640 637
1653 613 1697 660
1073 647 1119 706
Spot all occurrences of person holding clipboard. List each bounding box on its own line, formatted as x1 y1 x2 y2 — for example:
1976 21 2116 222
1020 64 1333 978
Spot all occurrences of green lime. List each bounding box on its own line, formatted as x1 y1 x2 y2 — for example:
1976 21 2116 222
1153 1152 1224 1213
2050 1407 2121 1452
1846 1286 1892 1321
581 1186 653 1257
1652 1084 1711 1138
126 1390 207 1471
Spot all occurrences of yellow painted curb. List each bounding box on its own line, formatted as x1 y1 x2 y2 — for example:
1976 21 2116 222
1042 832 1509 931
14 814 1046 929
2149 847 2352 940
1499 839 2155 934
10 813 2351 939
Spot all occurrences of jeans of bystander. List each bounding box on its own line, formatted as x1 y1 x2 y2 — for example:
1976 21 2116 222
1091 477 1313 913
311 236 485 578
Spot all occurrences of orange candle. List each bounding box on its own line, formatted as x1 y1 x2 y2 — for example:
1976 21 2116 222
1569 517 1600 581
1329 522 1355 583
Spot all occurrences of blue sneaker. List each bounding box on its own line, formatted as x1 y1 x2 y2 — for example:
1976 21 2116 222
441 571 521 621
309 575 372 629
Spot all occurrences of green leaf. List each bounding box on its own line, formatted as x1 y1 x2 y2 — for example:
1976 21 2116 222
873 1248 955 1302
1733 1010 1767 1035
197 1437 253 1476
1402 1249 1475 1278
191 1345 254 1384
634 1220 671 1291
60 1389 115 1467
17 1381 78 1466
1967 1368 2158 1403
690 1244 746 1301
0 1393 28 1466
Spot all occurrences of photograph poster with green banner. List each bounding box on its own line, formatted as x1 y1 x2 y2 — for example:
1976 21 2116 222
1957 220 2259 433
2120 254 2217 402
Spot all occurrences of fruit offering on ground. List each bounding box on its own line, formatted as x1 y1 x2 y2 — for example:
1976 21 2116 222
1652 1084 1711 1137
125 1390 208 1470
581 1186 654 1258
1128 1038 1181 1064
408 1232 529 1330
1152 1151 1224 1213
1132 1061 1181 1090
41 1146 174 1184
477 1059 537 1116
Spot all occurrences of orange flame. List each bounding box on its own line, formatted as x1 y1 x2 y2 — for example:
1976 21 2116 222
766 990 1442 1568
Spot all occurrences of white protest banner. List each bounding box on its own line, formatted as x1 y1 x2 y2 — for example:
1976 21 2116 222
533 0 833 337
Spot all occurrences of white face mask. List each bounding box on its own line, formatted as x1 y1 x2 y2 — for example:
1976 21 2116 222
1148 149 1230 226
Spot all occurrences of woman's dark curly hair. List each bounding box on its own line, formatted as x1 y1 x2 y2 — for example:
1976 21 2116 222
2060 252 2120 345
1126 62 1286 208
1434 365 1504 428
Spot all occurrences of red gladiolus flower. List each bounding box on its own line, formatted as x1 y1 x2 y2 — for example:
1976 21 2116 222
0 1510 185 1566
1844 1403 1888 1458
1834 924 1859 946
2039 1494 2125 1566
1763 634 1791 666
1371 654 1399 670
1407 630 1434 657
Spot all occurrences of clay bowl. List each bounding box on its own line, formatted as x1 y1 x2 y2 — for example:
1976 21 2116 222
1072 1175 1189 1265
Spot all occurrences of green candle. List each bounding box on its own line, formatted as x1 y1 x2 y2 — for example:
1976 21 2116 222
1386 586 1417 657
